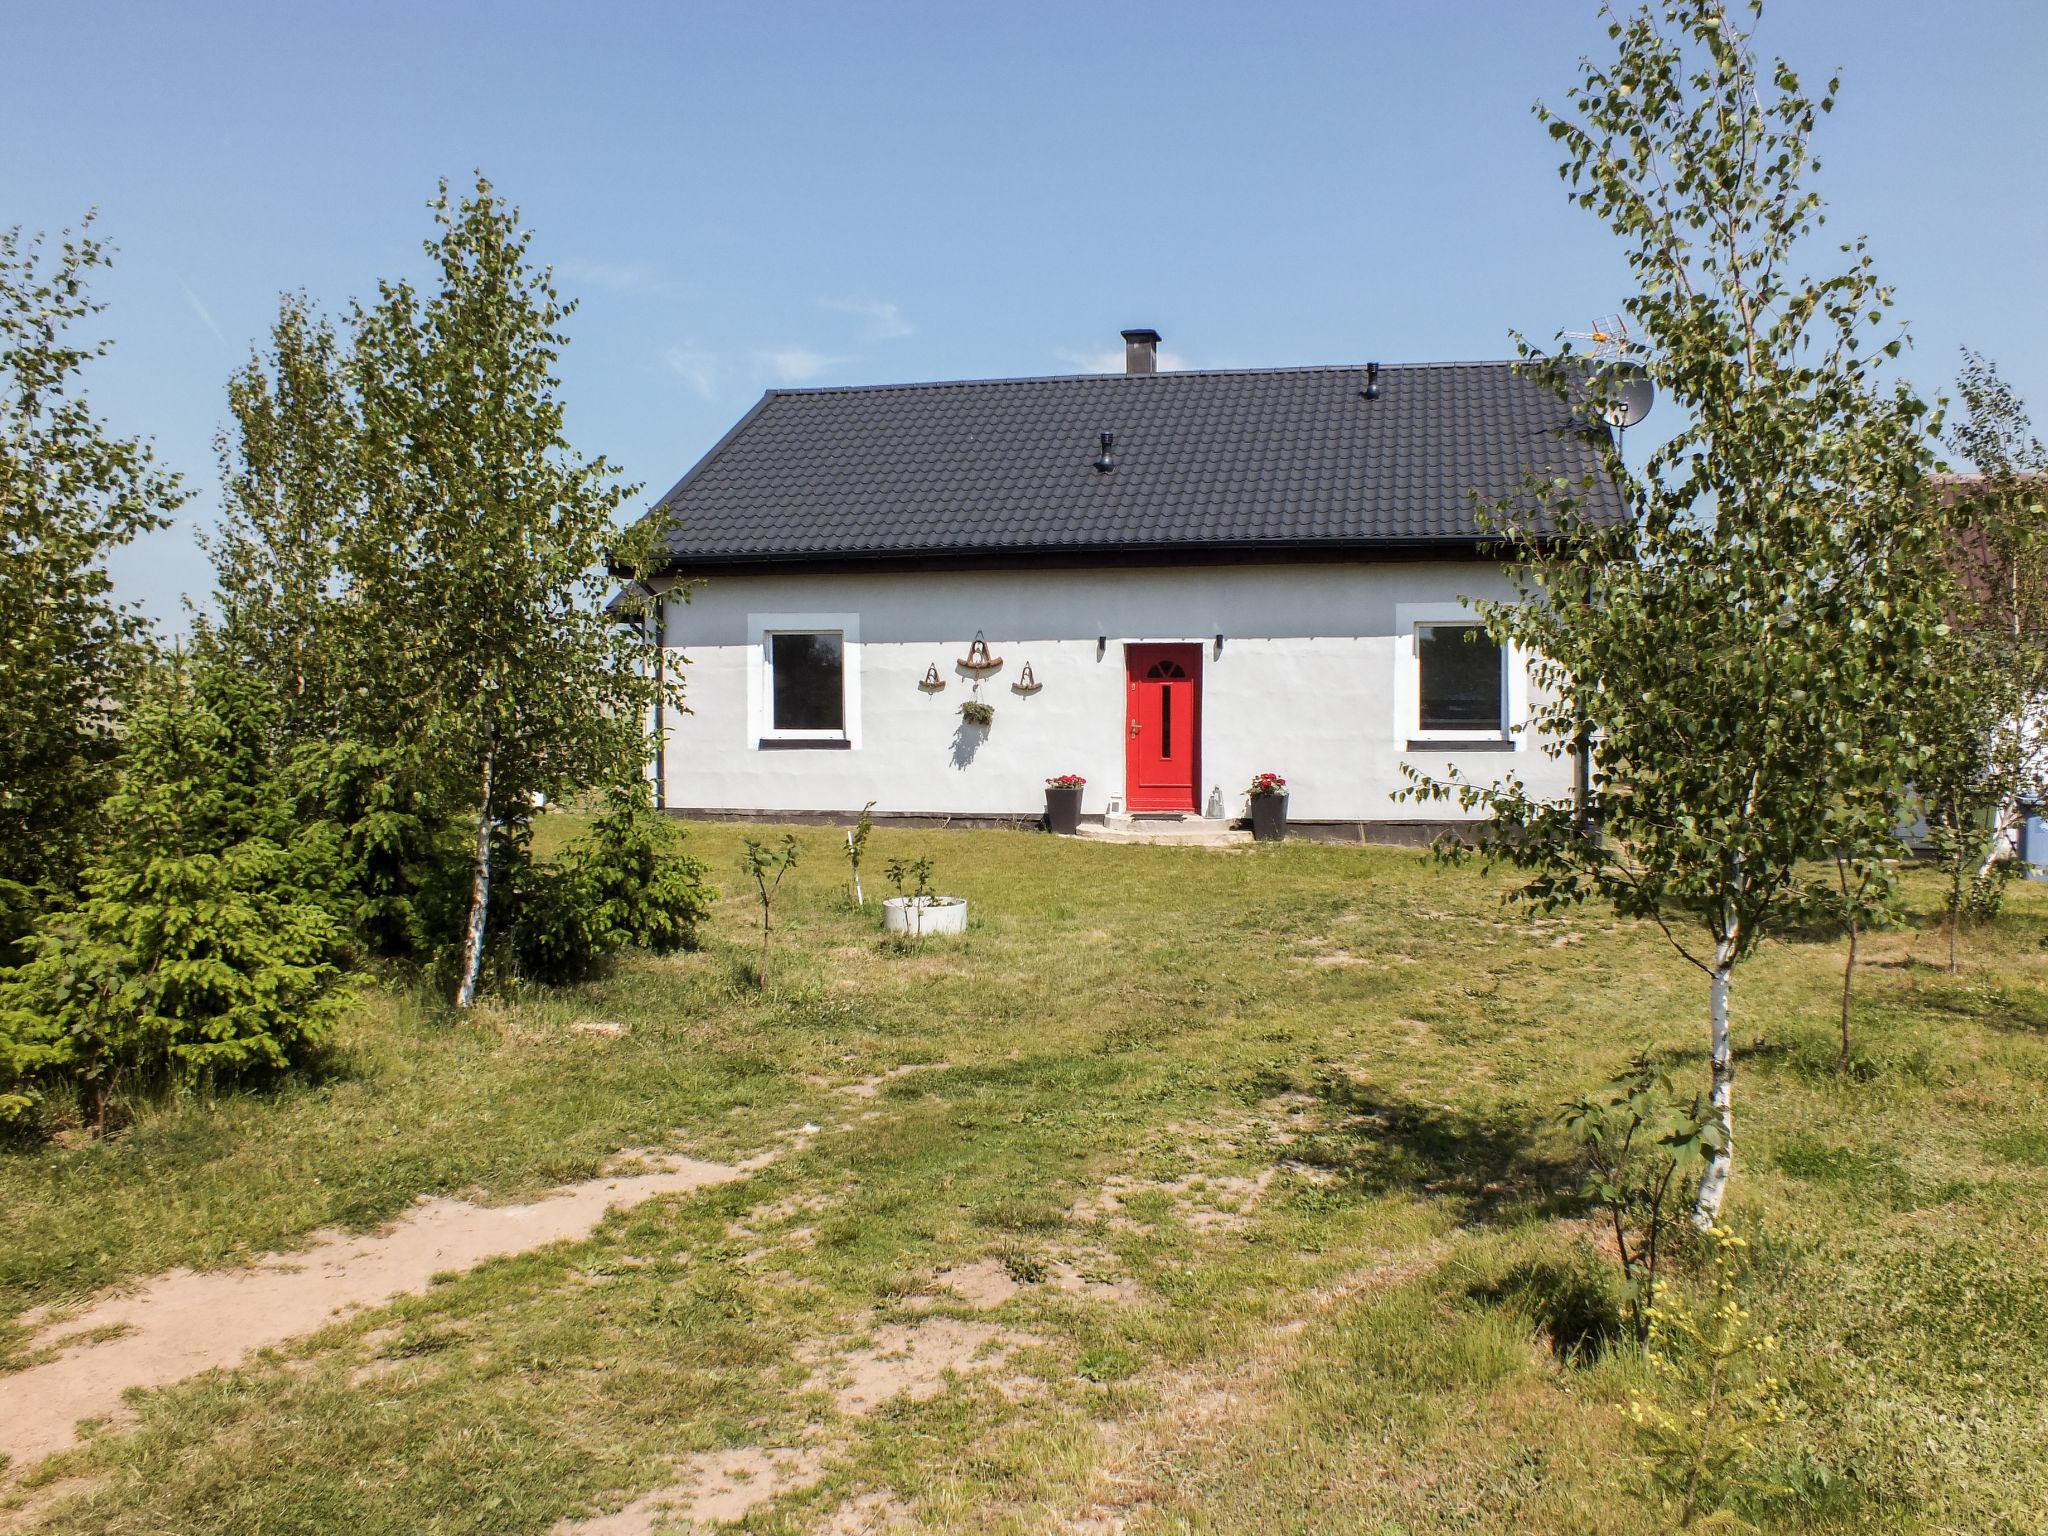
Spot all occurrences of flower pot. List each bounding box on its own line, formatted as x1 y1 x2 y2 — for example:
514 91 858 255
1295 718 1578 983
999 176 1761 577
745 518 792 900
1045 785 1083 835
1250 794 1289 842
882 895 968 937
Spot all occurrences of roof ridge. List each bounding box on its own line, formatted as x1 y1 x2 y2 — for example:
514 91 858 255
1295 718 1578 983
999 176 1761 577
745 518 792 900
767 358 1527 398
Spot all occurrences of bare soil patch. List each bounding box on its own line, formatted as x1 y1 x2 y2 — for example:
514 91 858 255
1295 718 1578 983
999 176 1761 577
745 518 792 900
812 1489 913 1533
803 1319 1036 1416
551 1446 826 1534
2 1152 760 1471
1069 1169 1275 1233
914 1258 1021 1309
909 1252 1141 1313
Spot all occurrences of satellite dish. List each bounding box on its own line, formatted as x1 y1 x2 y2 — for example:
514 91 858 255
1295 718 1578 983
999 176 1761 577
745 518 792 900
1592 361 1655 429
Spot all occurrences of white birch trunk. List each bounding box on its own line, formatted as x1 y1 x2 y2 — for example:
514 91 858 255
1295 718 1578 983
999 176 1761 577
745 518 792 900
455 752 494 1010
1975 801 2014 882
1691 945 1736 1228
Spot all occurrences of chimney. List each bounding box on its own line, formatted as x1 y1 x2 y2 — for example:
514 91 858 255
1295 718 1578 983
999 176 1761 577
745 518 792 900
1121 327 1162 375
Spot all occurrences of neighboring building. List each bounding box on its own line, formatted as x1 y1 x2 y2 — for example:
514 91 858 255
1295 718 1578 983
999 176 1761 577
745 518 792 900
629 329 1624 839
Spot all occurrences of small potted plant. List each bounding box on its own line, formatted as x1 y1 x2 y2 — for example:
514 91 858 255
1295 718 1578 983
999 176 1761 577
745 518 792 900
1044 773 1086 835
1246 771 1288 842
960 698 995 729
881 855 968 938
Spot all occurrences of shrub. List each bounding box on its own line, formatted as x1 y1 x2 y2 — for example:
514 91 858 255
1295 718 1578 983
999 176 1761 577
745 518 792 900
577 782 714 954
511 782 713 985
1561 1055 1722 1341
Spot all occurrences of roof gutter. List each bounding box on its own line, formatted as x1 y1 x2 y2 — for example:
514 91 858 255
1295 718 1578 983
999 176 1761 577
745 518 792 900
634 534 1582 580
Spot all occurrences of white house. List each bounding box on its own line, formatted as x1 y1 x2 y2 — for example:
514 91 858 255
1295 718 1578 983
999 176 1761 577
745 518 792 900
629 330 1622 840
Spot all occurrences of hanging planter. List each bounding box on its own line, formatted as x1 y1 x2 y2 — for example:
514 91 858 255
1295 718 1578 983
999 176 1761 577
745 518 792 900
959 698 995 728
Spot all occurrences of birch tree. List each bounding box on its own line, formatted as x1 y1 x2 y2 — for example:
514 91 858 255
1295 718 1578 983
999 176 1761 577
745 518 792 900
203 294 364 745
1914 352 2048 970
1405 0 1947 1226
0 219 184 944
349 177 675 1007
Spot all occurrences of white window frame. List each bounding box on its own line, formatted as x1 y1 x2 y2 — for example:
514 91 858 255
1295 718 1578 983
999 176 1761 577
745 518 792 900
748 611 861 749
1393 601 1524 748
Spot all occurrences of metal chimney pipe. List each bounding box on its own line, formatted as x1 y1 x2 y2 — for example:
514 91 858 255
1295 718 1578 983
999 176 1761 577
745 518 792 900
1121 328 1161 375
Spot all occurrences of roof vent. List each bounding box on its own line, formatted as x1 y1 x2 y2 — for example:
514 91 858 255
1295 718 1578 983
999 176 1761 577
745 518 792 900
1361 361 1380 400
1093 431 1116 473
1121 328 1161 375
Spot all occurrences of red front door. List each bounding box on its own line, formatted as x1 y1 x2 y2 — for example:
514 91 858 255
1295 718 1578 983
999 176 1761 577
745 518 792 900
1125 643 1202 812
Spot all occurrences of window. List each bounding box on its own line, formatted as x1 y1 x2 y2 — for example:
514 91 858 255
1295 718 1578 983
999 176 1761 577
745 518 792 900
1416 623 1504 731
769 632 844 731
749 612 859 750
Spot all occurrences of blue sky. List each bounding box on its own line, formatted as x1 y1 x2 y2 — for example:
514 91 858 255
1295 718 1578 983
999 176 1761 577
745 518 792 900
10 1 2045 629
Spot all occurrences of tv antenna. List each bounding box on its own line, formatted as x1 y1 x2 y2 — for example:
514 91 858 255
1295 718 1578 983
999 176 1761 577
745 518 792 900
1563 312 1635 361
1563 313 1654 464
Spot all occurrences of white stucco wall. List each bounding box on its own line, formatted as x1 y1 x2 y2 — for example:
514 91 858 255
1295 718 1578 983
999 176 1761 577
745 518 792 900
652 561 1574 824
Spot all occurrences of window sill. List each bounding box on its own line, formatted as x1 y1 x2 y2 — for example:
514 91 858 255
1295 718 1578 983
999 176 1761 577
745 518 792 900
758 737 852 751
1406 738 1516 753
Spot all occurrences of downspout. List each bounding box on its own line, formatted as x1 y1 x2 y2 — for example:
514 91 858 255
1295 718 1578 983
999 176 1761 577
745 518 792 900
652 593 667 810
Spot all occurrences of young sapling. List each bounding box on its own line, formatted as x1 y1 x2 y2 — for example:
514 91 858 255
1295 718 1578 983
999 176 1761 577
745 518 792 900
844 800 875 908
738 833 800 988
885 855 938 939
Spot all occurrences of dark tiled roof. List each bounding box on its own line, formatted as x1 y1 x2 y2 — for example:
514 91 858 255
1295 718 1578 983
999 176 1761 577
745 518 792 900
646 361 1623 569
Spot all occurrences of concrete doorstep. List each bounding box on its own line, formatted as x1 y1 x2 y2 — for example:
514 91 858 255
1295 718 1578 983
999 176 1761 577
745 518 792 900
1071 815 1253 848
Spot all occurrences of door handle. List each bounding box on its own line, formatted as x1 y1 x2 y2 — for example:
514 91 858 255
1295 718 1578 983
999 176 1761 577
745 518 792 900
1129 720 1140 739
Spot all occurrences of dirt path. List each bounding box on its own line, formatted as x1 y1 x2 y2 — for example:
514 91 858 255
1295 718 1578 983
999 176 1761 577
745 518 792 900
1 1152 762 1471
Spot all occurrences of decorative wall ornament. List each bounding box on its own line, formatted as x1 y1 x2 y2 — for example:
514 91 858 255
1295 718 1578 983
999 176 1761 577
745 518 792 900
918 664 946 691
1010 662 1042 695
958 632 1003 673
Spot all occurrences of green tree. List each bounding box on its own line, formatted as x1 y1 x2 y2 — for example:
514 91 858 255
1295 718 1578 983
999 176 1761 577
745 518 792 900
337 176 676 1005
290 737 469 961
0 218 185 945
1404 0 1947 1226
203 293 364 745
0 659 348 1127
1913 351 2048 972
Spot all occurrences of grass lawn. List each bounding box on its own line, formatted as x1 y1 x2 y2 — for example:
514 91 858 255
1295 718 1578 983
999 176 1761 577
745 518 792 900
3 821 2046 1534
